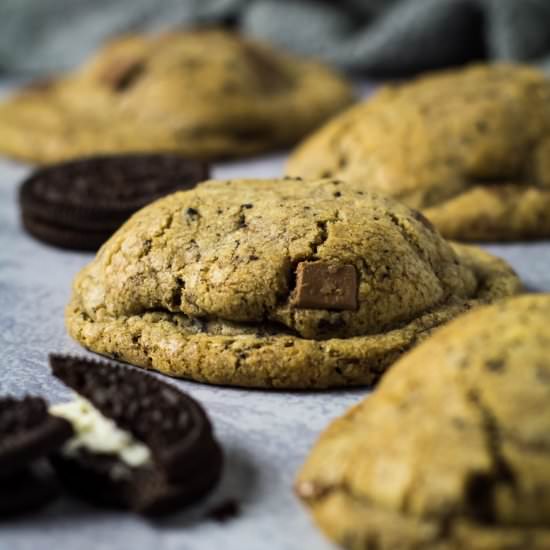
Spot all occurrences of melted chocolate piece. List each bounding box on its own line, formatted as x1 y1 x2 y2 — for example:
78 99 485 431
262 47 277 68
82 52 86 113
99 57 145 92
293 262 358 311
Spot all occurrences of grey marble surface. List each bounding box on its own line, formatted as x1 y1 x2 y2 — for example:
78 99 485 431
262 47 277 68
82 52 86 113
1 88 550 550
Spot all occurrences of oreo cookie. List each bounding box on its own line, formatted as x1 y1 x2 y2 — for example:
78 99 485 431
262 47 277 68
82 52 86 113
0 467 59 518
19 154 209 251
48 355 223 515
0 395 73 517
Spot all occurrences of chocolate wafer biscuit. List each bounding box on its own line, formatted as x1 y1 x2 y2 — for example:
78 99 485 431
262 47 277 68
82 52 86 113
48 355 223 515
19 153 209 250
0 395 73 516
0 468 59 519
0 395 73 475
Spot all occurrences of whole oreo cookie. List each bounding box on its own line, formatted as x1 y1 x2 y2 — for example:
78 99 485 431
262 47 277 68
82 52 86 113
19 154 209 251
0 395 73 516
48 355 223 515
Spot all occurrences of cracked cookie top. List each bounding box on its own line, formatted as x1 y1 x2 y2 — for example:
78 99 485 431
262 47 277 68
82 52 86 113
287 64 550 241
0 30 353 164
74 178 483 341
296 294 550 548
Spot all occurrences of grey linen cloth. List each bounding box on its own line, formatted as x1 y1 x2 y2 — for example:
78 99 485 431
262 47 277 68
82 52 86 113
1 0 550 75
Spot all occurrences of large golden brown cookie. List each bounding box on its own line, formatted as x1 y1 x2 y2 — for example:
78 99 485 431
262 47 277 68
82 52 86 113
287 64 550 241
296 294 550 549
66 178 520 389
0 30 353 164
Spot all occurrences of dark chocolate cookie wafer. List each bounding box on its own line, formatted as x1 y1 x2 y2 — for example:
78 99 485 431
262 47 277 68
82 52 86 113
19 154 209 251
49 354 223 515
0 467 59 518
0 395 72 516
0 395 73 475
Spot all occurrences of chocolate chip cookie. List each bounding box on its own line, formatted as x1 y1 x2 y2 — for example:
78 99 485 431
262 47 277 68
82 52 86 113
287 64 550 241
296 294 550 549
65 177 520 389
0 30 353 164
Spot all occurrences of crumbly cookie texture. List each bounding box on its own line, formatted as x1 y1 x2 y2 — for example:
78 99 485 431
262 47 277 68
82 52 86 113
296 294 550 549
66 178 520 389
287 64 550 241
0 30 353 164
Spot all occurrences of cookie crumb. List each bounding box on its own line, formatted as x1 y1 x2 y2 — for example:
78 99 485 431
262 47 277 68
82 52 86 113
206 499 240 523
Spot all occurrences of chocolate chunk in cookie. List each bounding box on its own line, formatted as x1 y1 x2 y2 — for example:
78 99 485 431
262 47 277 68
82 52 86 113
293 262 358 311
19 153 209 250
48 355 222 515
99 57 146 92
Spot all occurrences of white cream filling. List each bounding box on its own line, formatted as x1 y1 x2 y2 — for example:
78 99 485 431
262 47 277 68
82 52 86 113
49 395 152 469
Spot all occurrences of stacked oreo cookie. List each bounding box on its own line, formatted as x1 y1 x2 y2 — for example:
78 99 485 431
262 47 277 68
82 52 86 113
0 357 222 517
19 154 209 251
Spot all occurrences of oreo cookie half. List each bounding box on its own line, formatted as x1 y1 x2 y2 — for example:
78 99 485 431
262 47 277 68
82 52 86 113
48 355 223 516
19 154 209 251
0 467 59 519
0 395 73 516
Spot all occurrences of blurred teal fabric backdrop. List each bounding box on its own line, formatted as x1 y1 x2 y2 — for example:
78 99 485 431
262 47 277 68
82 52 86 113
1 0 550 75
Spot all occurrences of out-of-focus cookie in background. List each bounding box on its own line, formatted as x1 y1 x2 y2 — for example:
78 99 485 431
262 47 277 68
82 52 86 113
1 0 550 166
